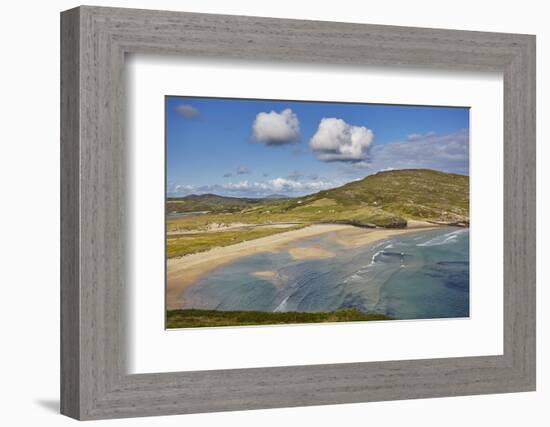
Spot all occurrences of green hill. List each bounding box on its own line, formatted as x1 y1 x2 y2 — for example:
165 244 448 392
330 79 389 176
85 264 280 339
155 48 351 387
167 193 262 214
167 169 469 232
239 169 469 228
304 169 469 226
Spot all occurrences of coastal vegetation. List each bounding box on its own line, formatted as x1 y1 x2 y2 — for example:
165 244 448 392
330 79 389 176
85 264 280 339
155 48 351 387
167 193 263 214
166 224 305 257
166 308 393 328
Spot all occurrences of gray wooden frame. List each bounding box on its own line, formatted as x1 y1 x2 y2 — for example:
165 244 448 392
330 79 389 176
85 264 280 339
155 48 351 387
60 5 536 420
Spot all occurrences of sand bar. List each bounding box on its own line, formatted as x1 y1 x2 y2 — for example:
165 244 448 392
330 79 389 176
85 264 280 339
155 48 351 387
288 246 335 260
330 223 438 248
253 271 278 279
167 222 441 309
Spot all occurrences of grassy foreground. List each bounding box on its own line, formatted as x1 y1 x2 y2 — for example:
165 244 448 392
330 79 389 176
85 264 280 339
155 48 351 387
167 308 393 328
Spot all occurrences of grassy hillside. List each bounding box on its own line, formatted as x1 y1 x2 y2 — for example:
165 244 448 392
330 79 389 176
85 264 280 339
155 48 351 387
168 169 468 228
167 308 393 328
167 193 262 214
310 169 469 225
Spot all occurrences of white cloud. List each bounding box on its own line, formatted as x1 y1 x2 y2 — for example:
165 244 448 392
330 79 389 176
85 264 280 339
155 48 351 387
175 104 199 118
168 183 195 195
407 131 435 141
361 129 470 175
252 108 300 145
221 177 338 196
309 118 374 162
167 177 339 198
223 181 252 190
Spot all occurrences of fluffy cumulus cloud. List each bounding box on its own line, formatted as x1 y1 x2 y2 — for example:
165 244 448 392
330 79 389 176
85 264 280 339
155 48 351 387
252 108 300 145
309 118 374 162
175 104 199 119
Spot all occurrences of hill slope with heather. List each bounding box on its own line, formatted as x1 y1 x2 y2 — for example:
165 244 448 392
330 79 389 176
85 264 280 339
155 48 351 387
167 169 469 235
167 193 263 214
301 169 469 226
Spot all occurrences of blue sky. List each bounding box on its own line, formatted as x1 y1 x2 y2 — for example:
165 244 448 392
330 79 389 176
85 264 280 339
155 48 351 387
166 96 469 198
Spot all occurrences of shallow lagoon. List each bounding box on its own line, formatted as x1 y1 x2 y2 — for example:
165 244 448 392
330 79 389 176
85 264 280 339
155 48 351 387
183 227 470 320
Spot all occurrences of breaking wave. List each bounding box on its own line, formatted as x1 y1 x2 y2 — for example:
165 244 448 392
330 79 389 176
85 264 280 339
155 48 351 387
417 228 468 247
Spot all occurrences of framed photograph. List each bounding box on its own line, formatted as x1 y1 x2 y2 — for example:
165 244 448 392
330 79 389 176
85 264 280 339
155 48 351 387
164 96 471 328
61 6 536 420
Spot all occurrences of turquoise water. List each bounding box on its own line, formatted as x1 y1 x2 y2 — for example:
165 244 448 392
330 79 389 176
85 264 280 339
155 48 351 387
182 227 470 320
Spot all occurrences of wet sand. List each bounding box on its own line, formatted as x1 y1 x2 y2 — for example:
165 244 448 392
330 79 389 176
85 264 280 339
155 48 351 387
253 271 278 279
288 246 335 260
167 222 439 309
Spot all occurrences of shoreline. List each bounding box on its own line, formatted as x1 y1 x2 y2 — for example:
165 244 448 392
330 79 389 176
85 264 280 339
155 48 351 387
167 221 442 310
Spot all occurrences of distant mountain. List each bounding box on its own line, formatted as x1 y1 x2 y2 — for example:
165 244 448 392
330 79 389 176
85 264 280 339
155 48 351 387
167 193 262 214
263 194 291 200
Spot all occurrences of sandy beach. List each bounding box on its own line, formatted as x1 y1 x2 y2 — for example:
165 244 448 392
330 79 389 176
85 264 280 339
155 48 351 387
167 222 440 309
330 222 437 248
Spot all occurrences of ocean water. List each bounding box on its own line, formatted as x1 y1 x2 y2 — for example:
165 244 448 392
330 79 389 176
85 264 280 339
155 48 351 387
182 227 470 320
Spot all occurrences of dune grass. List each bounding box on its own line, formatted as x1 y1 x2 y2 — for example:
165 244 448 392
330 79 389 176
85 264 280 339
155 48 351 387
166 308 393 328
166 225 305 258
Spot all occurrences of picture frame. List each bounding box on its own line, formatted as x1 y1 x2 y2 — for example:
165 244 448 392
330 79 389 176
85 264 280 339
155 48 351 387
60 5 536 420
